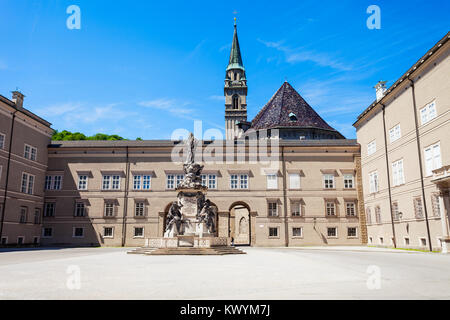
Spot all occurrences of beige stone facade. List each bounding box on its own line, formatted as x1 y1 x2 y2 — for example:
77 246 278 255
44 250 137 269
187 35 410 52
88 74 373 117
0 93 53 246
354 33 450 252
40 140 363 247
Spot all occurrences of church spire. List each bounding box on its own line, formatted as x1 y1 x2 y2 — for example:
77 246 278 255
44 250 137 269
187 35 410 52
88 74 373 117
227 19 245 72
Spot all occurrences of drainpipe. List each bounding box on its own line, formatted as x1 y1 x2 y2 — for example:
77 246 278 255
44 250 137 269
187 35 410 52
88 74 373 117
0 110 18 241
281 146 289 247
408 78 433 252
381 104 397 248
121 146 130 247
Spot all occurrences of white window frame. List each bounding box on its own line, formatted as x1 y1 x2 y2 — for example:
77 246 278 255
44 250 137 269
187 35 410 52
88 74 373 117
266 174 278 190
367 140 376 156
289 173 301 190
45 175 63 190
167 174 175 190
0 133 5 149
420 100 437 125
392 159 405 186
103 227 114 238
78 175 88 190
134 227 144 238
44 203 55 217
104 202 115 217
367 140 377 156
268 201 278 217
292 227 303 238
102 175 120 190
346 202 356 216
135 202 145 217
424 142 442 177
389 124 401 143
369 171 379 193
291 201 302 217
326 202 336 216
201 174 217 189
344 174 354 189
323 174 335 189
24 144 37 161
230 174 249 190
327 227 338 238
21 173 35 195
268 227 279 238
347 227 358 238
74 202 86 217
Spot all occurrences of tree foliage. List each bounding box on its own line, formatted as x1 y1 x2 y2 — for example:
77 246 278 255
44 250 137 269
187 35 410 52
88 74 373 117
52 130 127 141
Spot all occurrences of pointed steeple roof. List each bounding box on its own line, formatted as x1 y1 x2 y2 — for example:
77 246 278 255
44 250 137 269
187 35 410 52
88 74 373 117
227 21 245 72
251 82 342 135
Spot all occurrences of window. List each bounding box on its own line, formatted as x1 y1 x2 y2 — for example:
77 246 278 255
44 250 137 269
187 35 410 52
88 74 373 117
167 174 175 189
392 159 405 186
102 175 121 190
293 227 303 237
134 227 144 238
230 174 249 190
268 202 278 217
367 140 376 156
1 237 7 245
78 175 88 190
269 227 278 238
104 203 115 217
291 202 301 217
289 173 301 189
24 145 37 161
389 124 401 143
379 237 384 245
369 171 379 193
34 208 41 224
201 175 217 189
232 95 239 110
44 203 55 217
176 174 184 188
266 174 278 189
45 175 63 190
135 202 145 217
21 173 34 194
431 193 441 217
133 175 152 190
42 227 53 238
375 206 381 224
19 207 28 224
424 142 442 176
366 207 372 225
326 202 336 216
327 227 337 238
74 203 86 217
420 238 427 247
392 201 400 221
414 197 424 219
420 100 437 125
0 133 5 149
103 227 114 238
17 237 24 245
73 228 84 238
405 238 410 246
344 174 354 189
348 227 357 238
346 202 356 216
323 174 335 189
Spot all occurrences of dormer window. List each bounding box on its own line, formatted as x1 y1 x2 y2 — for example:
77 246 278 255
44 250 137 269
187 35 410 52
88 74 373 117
289 113 298 121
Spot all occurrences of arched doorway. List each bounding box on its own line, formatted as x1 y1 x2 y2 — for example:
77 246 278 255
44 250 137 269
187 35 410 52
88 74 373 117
229 202 251 246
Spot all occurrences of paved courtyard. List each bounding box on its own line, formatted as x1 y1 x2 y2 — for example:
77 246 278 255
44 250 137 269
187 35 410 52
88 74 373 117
0 246 449 300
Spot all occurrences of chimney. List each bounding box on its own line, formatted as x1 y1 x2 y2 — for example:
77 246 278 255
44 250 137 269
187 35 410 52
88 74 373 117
12 90 25 109
374 81 387 102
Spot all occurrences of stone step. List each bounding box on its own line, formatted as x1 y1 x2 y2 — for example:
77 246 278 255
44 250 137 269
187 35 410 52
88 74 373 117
128 246 246 256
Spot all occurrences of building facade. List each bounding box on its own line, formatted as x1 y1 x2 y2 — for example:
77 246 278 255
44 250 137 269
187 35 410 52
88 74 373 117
0 92 53 246
354 32 450 252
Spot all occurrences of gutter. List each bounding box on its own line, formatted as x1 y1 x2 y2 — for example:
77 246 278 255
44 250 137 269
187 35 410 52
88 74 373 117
381 104 397 248
407 78 433 252
281 146 289 247
121 146 130 247
0 110 18 240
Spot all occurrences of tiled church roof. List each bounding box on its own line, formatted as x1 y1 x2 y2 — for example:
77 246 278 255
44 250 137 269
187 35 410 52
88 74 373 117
251 82 338 132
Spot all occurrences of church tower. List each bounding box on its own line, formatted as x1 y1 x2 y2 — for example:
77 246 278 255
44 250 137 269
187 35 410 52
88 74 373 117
224 19 248 140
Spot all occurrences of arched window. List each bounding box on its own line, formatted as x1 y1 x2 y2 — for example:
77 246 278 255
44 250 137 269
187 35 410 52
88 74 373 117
232 95 239 110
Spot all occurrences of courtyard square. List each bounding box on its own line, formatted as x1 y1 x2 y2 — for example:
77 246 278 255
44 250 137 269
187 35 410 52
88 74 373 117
0 247 449 300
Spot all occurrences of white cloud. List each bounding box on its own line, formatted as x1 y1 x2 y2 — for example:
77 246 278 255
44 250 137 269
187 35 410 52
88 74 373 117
139 98 193 116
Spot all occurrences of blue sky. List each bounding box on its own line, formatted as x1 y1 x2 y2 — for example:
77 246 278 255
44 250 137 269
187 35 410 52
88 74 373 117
0 0 449 139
